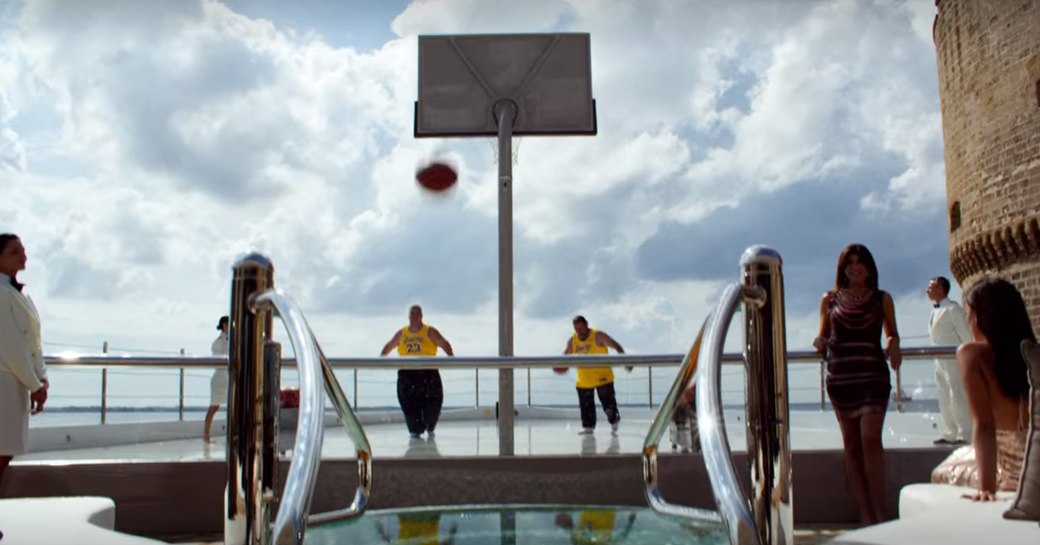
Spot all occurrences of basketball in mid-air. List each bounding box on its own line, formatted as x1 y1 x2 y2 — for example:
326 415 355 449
553 367 569 375
415 161 458 192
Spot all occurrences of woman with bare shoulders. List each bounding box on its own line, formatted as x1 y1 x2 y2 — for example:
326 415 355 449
813 243 901 525
930 277 1032 501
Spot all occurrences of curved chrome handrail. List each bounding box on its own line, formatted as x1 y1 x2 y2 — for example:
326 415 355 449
696 283 762 545
306 333 373 525
252 290 326 545
641 317 719 521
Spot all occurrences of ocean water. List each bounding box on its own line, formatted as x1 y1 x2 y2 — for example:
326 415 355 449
31 359 942 428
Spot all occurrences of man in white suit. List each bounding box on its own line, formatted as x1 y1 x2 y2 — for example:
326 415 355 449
926 276 972 445
0 233 48 531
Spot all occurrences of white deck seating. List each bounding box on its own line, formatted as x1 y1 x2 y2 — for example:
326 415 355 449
0 496 167 545
827 484 1038 545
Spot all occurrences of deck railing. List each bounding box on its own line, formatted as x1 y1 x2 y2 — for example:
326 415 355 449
42 345 958 425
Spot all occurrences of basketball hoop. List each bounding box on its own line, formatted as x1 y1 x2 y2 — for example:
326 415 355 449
413 33 596 456
487 137 522 166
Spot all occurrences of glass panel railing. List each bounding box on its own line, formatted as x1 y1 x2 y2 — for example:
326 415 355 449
25 349 957 464
36 347 955 419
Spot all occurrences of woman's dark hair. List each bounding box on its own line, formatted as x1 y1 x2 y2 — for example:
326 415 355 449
0 233 19 253
965 277 1034 401
834 243 879 291
217 316 229 330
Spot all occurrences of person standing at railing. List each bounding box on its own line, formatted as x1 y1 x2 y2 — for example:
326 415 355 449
380 305 454 440
558 315 629 436
926 276 973 446
0 233 49 540
930 277 1031 501
813 243 901 525
203 315 229 443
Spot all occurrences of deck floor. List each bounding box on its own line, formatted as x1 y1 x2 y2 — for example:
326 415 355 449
20 407 947 462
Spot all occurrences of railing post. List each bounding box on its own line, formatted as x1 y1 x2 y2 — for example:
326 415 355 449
226 253 276 545
741 246 793 545
647 366 653 408
353 368 358 409
819 360 825 411
101 341 108 425
179 348 186 421
526 368 531 407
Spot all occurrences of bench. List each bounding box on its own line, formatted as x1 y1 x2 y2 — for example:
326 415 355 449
0 496 166 545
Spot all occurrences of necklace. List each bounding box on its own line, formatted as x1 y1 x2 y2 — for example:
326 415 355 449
838 288 873 305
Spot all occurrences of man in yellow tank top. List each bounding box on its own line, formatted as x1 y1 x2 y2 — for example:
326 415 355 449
380 305 454 440
560 315 627 435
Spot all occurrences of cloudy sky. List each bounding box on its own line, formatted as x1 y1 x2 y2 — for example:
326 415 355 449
0 0 956 360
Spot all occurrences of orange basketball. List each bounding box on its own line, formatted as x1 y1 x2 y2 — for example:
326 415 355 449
416 161 458 192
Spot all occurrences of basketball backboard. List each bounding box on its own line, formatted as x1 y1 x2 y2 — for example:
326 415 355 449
415 33 596 137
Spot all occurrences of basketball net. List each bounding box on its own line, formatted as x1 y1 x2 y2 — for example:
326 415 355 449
487 136 522 166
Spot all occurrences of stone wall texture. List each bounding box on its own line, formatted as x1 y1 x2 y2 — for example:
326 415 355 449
934 0 1040 332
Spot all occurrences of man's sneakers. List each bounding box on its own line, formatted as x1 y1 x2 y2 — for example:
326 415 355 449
579 422 620 436
426 430 436 440
409 432 422 440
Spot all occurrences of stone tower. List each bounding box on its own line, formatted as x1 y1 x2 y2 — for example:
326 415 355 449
933 0 1040 331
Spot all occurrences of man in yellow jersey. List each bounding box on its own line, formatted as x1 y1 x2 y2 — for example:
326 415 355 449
561 315 627 435
380 305 454 440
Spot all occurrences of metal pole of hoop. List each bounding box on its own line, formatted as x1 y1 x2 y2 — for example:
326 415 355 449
495 100 517 457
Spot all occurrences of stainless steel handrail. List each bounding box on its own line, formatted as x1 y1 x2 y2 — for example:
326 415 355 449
641 317 720 521
307 332 372 525
698 283 761 545
253 290 325 545
227 254 276 545
254 295 375 542
741 246 792 545
42 346 960 368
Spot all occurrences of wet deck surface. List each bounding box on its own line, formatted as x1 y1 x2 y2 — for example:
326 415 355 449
21 407 947 462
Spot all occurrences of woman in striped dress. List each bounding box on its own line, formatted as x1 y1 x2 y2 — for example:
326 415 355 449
813 243 902 525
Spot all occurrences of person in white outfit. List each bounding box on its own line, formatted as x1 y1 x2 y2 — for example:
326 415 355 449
203 315 229 443
926 276 973 445
0 234 49 540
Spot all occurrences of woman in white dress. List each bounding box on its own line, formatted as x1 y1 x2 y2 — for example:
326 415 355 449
203 315 229 443
0 234 49 539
